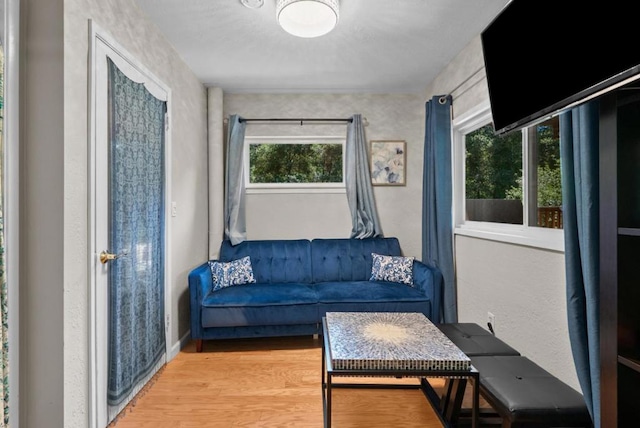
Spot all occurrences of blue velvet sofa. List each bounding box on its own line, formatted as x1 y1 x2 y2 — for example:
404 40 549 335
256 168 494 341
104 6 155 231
189 237 443 352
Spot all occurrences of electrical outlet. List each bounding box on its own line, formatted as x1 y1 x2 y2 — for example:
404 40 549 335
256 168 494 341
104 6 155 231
171 201 177 217
488 312 496 330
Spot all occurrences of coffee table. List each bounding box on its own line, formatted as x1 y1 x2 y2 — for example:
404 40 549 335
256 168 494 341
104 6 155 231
321 312 479 428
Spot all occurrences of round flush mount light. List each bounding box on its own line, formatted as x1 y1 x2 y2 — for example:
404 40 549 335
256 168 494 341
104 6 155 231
276 0 339 38
240 0 264 9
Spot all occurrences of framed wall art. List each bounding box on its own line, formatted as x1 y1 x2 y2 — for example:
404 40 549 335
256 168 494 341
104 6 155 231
370 140 406 186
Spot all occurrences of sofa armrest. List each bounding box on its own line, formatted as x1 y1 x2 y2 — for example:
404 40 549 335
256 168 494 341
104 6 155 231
413 260 443 323
189 262 213 339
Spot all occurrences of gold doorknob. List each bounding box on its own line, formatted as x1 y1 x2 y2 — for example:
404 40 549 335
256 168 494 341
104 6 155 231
100 251 116 264
99 250 127 264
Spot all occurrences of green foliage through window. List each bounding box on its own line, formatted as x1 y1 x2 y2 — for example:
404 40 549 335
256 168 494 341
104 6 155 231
464 116 563 228
465 124 522 200
249 142 343 184
503 119 563 207
533 120 562 207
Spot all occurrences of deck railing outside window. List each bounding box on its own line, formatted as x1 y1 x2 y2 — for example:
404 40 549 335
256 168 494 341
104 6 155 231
538 206 563 229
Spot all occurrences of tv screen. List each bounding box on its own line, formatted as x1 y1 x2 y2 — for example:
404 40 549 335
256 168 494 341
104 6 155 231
482 1 640 135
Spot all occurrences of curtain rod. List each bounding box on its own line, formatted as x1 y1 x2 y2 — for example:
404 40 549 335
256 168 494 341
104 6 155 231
438 66 485 104
238 117 353 124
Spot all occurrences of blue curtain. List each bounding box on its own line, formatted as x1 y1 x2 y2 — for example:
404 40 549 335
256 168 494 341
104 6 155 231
422 95 454 323
224 115 247 245
107 59 166 421
559 101 600 427
346 114 383 238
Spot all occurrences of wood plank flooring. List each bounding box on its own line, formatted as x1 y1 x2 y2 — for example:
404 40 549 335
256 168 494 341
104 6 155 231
108 336 457 428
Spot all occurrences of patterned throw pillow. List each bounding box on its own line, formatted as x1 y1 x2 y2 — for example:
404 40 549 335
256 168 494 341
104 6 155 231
369 252 415 286
208 256 257 292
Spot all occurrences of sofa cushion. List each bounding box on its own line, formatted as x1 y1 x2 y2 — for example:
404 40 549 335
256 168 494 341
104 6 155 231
311 238 402 282
208 256 256 291
201 283 319 328
314 281 430 317
313 281 427 303
220 239 312 284
203 283 318 307
370 253 414 285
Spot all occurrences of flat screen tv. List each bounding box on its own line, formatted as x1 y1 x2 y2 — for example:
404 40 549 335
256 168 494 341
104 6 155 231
481 1 640 135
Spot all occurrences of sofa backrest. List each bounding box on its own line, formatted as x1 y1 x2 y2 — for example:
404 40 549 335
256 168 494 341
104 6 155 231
311 237 402 283
219 239 312 284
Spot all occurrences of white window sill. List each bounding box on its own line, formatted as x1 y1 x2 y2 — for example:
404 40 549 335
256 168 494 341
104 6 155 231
454 222 565 253
246 185 346 195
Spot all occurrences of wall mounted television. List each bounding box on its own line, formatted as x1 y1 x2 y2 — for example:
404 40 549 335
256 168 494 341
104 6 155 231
482 1 640 135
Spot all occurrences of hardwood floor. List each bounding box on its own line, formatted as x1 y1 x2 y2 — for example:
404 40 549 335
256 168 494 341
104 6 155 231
108 335 452 427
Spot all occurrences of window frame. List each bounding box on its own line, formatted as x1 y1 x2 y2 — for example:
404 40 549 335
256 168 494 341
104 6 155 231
244 135 347 194
452 101 564 252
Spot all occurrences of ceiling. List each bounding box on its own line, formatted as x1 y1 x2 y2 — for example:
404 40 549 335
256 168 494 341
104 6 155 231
134 0 510 94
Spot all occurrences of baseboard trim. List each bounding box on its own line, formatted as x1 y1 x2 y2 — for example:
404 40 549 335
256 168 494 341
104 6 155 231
169 329 191 361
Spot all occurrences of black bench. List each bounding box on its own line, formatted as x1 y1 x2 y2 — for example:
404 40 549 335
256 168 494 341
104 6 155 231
437 323 520 357
471 356 592 428
437 323 592 428
436 322 521 423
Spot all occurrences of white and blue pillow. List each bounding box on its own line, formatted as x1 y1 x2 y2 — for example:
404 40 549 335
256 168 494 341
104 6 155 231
370 252 414 286
208 256 257 291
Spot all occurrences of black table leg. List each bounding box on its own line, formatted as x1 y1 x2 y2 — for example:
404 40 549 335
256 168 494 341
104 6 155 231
321 340 332 428
445 378 467 424
472 373 479 428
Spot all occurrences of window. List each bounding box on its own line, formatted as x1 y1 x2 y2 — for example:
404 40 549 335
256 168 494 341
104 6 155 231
454 103 564 251
244 136 345 192
465 124 524 224
529 117 563 229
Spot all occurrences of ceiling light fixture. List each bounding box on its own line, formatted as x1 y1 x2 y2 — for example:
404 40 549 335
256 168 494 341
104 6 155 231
276 0 339 38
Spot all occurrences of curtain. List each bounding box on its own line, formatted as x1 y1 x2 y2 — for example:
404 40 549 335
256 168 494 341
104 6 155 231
224 115 247 245
559 101 600 427
422 95 454 323
0 213 8 428
107 59 167 422
346 114 383 238
0 42 8 428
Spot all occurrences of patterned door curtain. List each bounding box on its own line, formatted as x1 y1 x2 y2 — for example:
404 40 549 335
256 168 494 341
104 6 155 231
106 58 166 423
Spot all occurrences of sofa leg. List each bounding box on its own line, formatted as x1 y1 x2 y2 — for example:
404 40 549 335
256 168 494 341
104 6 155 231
196 339 203 352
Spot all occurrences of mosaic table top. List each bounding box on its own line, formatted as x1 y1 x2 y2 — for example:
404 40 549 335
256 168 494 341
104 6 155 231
324 312 471 372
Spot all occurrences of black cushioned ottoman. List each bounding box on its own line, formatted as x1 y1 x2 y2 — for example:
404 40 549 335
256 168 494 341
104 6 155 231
470 356 592 428
436 323 520 357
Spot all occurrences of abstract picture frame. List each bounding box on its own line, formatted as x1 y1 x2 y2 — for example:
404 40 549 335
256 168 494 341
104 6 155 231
370 140 406 186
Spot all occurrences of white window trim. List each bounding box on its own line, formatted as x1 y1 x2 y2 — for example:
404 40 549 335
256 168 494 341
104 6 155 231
452 102 565 253
244 136 346 194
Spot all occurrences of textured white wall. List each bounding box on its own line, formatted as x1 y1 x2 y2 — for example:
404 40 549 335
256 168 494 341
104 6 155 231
425 37 490 120
223 93 425 258
208 87 225 259
456 236 577 388
425 36 579 391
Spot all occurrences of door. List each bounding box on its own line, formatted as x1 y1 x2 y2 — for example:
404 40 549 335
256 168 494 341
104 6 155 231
89 22 171 428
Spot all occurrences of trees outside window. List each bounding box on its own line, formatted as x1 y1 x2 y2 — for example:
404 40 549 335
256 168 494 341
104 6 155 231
249 143 343 184
464 116 562 228
244 137 345 190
